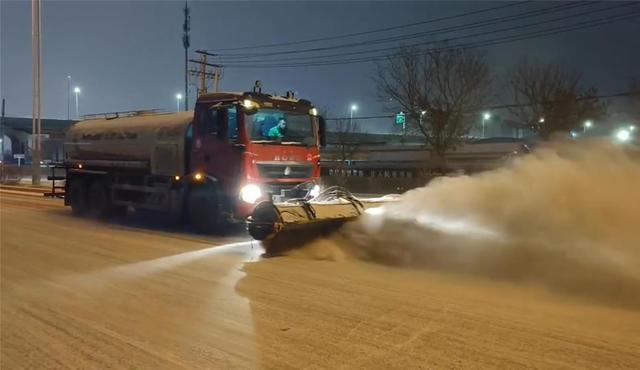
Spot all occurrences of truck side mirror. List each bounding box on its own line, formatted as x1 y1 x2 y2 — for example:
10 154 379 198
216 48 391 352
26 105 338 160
318 116 327 148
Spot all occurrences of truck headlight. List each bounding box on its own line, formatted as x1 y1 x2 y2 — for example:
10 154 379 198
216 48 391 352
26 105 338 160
615 128 631 143
243 99 258 109
240 184 262 204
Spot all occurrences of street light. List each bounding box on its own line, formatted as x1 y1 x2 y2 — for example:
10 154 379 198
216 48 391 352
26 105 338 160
583 120 593 134
73 87 81 119
350 104 357 125
481 112 491 138
539 117 545 123
176 93 183 112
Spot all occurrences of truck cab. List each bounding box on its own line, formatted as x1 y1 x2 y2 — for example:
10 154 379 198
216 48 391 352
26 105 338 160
189 91 325 222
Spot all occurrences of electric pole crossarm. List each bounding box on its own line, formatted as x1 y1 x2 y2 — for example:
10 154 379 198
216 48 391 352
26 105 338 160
195 50 218 57
189 59 223 68
189 71 217 78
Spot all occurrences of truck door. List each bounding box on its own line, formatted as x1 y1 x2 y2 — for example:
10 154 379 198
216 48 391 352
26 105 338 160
191 104 243 197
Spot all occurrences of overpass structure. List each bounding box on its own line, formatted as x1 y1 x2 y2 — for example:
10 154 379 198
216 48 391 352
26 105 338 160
322 138 532 177
1 117 76 163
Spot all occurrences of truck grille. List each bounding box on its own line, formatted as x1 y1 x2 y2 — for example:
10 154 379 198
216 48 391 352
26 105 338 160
266 183 299 196
265 182 308 201
257 163 313 179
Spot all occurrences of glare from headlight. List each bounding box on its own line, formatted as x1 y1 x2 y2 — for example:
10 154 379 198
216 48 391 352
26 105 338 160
615 128 631 143
240 184 262 204
309 184 321 198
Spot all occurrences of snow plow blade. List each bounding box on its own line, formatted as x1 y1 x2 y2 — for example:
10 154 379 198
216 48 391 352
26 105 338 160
247 190 399 254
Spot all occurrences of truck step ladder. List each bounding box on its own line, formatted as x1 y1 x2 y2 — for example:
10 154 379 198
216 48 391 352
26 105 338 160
45 164 68 198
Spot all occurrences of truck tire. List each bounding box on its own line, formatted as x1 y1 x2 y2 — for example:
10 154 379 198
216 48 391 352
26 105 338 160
88 180 111 219
68 178 88 215
111 204 128 219
187 185 222 234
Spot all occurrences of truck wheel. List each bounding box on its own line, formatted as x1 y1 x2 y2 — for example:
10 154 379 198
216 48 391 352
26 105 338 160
88 180 110 219
187 186 222 234
68 178 88 215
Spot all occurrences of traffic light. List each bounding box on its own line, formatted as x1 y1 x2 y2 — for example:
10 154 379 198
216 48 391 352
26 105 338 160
395 112 405 126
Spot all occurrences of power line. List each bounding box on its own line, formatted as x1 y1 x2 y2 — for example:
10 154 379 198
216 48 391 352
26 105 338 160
223 5 637 67
209 1 529 52
325 91 640 121
218 2 590 59
221 2 610 64
222 9 640 68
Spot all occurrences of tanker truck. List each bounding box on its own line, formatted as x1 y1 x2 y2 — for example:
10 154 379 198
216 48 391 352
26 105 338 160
62 89 329 233
61 86 396 245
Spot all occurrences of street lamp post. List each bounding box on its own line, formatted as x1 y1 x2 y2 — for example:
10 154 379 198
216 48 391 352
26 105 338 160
417 110 426 137
176 94 183 112
350 104 357 125
74 87 81 119
67 75 71 120
482 112 491 138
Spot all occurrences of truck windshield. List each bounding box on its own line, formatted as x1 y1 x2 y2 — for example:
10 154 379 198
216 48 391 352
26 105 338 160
246 108 315 145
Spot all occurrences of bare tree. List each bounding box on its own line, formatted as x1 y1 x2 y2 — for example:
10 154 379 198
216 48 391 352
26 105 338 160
332 118 360 165
508 58 606 139
628 78 640 119
374 46 491 160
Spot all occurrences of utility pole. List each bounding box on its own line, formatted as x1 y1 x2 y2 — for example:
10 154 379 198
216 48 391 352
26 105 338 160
31 0 42 185
199 54 207 96
182 2 190 111
213 68 221 92
189 50 222 96
1 99 5 162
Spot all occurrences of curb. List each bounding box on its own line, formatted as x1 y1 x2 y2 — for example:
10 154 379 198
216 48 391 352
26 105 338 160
0 189 47 198
0 185 49 194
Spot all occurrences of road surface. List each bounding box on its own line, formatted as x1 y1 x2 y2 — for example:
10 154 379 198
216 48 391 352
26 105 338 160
1 192 639 369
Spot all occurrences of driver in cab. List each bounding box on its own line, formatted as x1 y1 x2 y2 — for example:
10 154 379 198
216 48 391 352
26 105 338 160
267 118 287 138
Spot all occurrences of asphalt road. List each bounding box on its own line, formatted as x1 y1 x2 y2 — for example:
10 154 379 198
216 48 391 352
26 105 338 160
1 192 639 369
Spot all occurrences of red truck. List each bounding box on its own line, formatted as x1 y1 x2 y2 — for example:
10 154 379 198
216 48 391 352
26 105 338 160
62 88 326 233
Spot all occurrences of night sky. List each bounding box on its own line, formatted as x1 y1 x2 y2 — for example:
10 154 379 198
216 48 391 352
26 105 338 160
1 1 639 132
